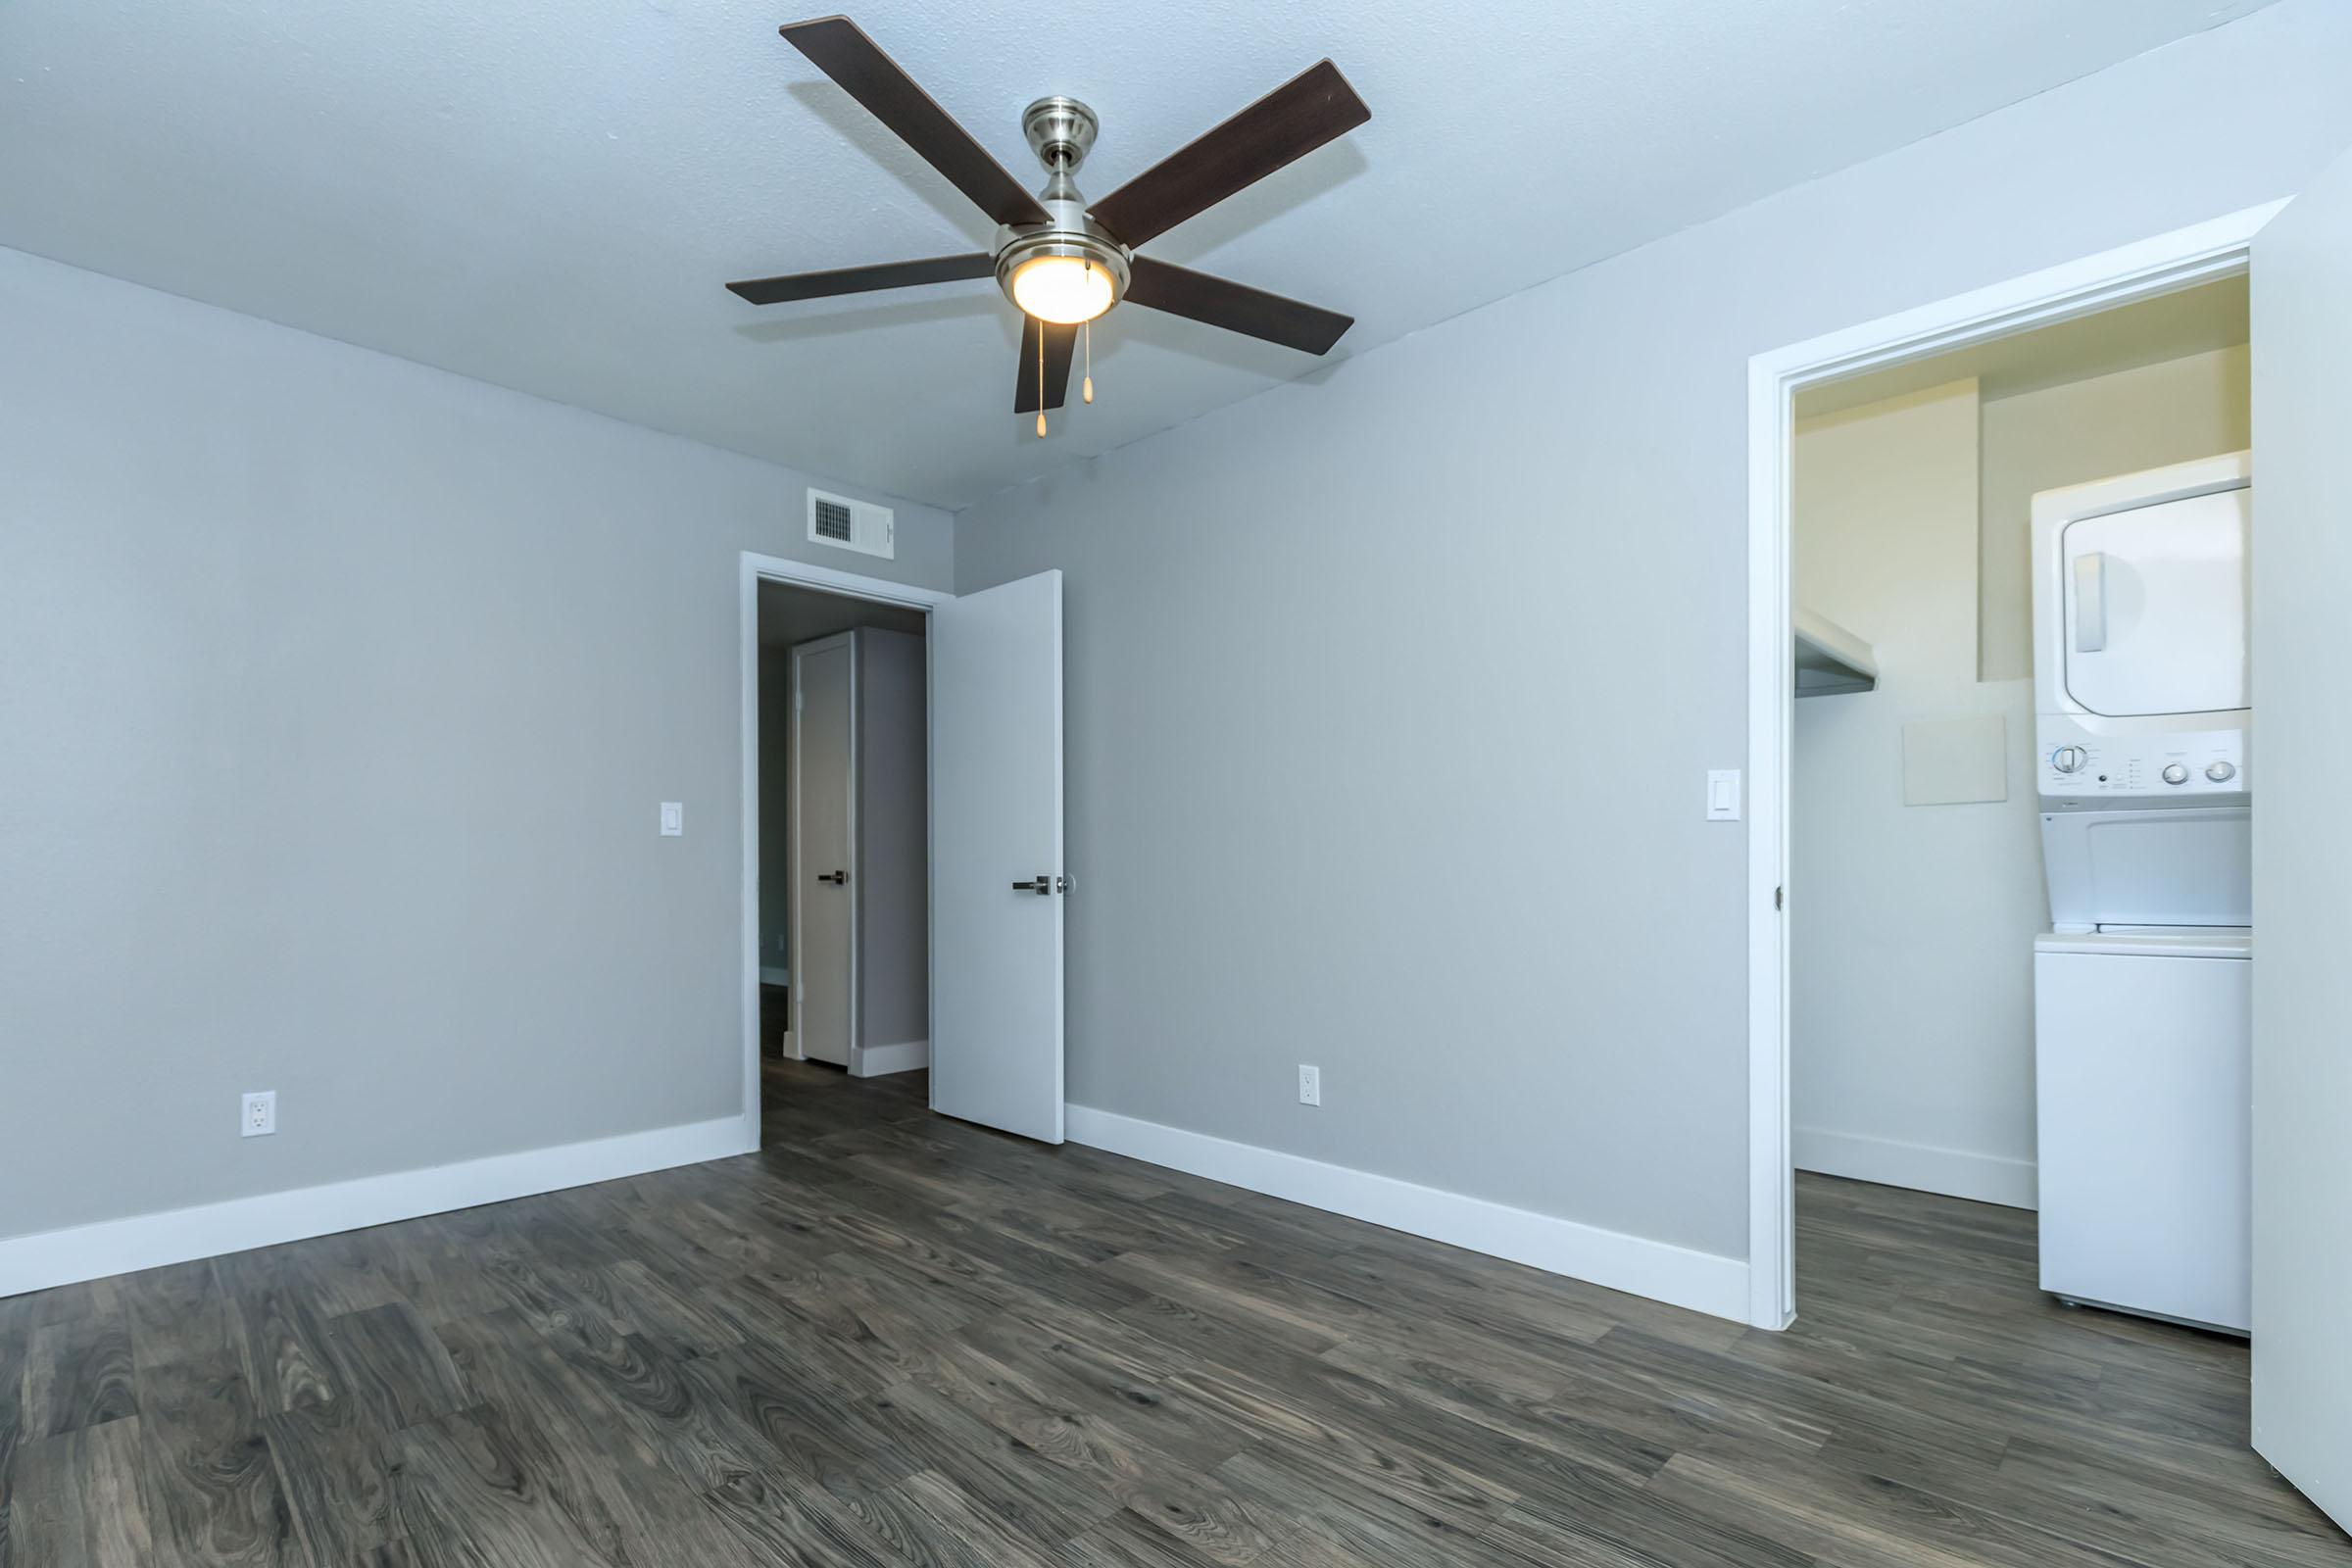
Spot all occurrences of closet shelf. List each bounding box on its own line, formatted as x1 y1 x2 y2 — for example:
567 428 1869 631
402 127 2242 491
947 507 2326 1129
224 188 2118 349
1794 608 1878 697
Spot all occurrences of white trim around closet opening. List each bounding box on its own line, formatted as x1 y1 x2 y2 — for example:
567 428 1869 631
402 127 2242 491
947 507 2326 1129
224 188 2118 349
740 552 951 1152
1741 201 2284 1332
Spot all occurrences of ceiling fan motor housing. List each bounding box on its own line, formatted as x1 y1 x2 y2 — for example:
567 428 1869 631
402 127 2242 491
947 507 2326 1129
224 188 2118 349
997 95 1129 316
1022 95 1097 172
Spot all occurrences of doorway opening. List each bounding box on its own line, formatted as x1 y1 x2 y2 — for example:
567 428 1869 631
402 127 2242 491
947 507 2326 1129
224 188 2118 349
758 581 932 1084
1783 272 2252 1348
740 557 950 1147
737 552 1068 1153
1744 202 2280 1333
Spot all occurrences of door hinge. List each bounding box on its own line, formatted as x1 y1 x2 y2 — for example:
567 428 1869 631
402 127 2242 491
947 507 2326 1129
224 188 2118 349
1775 885 1785 910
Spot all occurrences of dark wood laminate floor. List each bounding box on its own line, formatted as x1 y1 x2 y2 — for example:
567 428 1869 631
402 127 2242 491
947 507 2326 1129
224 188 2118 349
5 1061 2344 1567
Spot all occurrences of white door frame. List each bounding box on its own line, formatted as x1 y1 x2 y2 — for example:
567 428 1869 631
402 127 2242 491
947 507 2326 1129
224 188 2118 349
740 552 952 1151
1742 201 2284 1331
788 631 858 1070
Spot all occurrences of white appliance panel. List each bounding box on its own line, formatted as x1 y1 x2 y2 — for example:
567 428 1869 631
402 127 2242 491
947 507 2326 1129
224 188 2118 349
2040 808 2252 931
2034 940 2251 1334
2037 724 2246 803
2061 487 2249 719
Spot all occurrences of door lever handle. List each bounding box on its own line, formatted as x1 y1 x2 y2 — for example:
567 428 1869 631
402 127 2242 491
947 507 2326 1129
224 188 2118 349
816 869 847 885
1012 875 1052 895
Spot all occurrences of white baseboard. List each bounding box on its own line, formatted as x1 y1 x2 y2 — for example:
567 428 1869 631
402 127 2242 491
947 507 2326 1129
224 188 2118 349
760 965 790 988
0 1114 753 1301
855 1039 929 1078
1795 1126 2037 1210
1064 1105 1749 1324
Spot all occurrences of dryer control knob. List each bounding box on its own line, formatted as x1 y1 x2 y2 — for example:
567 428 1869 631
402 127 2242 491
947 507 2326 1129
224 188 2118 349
2162 762 2190 785
2207 760 2237 782
2051 746 2087 773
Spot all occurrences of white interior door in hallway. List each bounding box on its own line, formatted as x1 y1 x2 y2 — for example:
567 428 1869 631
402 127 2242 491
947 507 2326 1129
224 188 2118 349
791 633 854 1068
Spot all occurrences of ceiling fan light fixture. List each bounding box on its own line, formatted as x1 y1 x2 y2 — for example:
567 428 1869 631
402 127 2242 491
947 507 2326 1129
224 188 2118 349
728 21 1368 417
1009 254 1117 324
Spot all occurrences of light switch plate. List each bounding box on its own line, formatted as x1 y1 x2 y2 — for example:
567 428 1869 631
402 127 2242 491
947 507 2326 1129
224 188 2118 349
660 802 684 836
1706 769 1742 821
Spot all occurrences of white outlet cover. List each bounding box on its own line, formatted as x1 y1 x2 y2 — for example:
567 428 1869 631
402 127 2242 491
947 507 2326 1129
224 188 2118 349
1298 1064 1321 1106
241 1090 276 1138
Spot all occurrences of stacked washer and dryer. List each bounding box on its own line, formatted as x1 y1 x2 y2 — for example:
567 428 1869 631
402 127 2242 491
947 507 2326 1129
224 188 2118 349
2031 451 2252 1335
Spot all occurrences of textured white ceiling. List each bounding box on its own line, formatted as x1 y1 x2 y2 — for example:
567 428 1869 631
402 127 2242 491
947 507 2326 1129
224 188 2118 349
0 0 2276 510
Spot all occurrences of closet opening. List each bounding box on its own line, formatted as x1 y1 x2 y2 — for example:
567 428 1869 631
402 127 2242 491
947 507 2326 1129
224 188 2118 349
1786 273 2253 1350
757 581 932 1116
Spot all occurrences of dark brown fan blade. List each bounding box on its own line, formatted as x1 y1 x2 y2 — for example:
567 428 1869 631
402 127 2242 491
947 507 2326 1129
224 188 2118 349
726 252 994 305
1088 60 1368 249
781 17 1050 229
1014 315 1078 414
1123 257 1353 356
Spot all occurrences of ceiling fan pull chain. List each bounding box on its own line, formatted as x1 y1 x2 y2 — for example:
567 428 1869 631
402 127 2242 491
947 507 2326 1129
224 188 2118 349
1083 318 1095 405
1035 315 1048 438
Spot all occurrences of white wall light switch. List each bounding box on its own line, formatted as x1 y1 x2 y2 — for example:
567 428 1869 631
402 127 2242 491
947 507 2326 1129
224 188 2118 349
242 1090 276 1138
660 802 684 836
1706 769 1742 821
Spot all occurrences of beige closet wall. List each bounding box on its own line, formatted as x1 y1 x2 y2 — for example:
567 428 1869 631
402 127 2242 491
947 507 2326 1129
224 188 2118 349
1792 382 2048 1208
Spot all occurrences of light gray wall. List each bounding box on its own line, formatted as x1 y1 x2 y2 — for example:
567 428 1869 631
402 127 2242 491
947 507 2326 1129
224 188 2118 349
1791 383 2045 1208
0 244 953 1242
1978 344 2251 680
856 628 929 1053
2249 137 2352 1531
955 0 2352 1261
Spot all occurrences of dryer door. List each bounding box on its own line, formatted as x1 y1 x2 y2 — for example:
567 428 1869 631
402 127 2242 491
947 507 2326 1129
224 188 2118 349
2062 486 2249 717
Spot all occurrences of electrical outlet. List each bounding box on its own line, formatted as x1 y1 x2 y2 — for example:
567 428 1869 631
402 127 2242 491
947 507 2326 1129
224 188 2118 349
241 1090 276 1138
1298 1064 1321 1106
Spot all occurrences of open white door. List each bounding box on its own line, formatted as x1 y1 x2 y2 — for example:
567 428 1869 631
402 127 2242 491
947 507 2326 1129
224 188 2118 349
2250 143 2352 1533
929 570 1064 1142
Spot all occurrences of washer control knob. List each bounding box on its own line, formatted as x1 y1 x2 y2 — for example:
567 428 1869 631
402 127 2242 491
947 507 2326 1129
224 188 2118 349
2206 760 2237 782
2051 746 2088 773
2162 762 2190 785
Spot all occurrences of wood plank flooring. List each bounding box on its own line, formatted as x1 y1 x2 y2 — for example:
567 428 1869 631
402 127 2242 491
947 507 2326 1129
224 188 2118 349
4 1059 2343 1566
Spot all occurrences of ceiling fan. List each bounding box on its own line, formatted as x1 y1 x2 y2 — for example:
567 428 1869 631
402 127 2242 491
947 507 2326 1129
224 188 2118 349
727 16 1371 434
